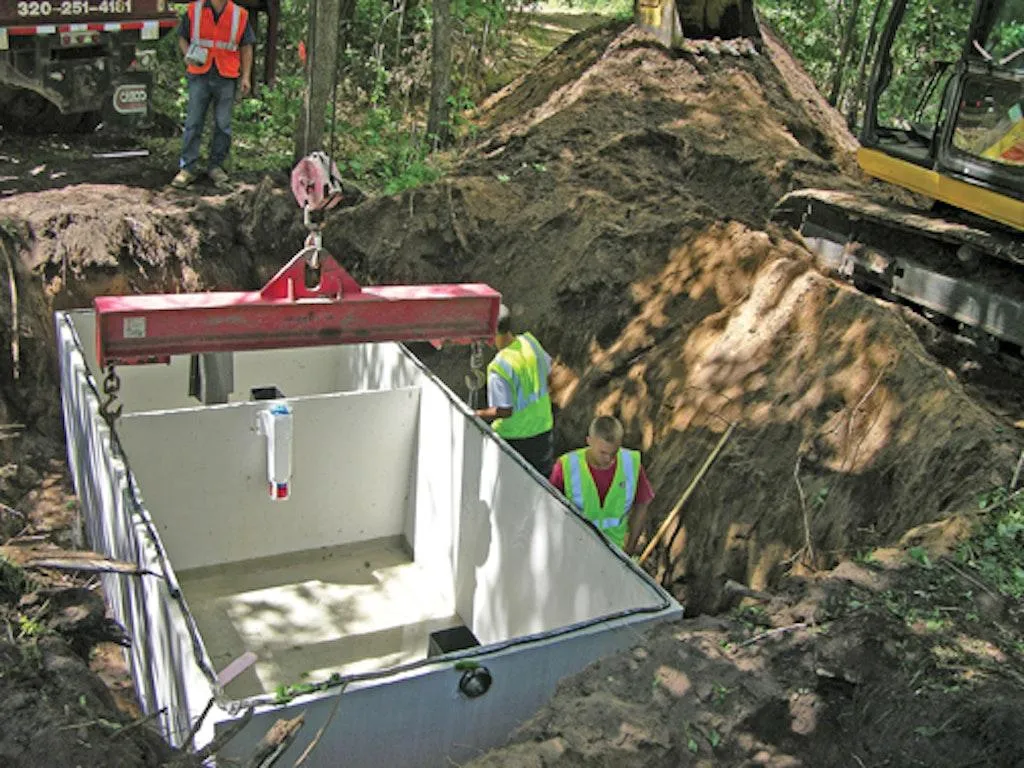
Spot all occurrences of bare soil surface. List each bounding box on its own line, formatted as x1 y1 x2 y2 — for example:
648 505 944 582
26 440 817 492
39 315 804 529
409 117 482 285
0 18 1021 768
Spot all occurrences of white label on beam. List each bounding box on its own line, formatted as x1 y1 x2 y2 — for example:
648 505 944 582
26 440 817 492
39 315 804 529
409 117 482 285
123 317 147 339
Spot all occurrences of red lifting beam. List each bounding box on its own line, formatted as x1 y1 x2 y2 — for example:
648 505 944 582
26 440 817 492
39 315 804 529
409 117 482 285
94 252 501 367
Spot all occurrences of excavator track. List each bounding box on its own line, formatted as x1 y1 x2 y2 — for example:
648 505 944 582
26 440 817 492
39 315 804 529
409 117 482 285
771 189 1024 351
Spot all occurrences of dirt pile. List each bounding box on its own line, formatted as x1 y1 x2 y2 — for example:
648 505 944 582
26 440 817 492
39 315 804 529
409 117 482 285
467 558 1024 767
0 472 190 768
318 23 1020 613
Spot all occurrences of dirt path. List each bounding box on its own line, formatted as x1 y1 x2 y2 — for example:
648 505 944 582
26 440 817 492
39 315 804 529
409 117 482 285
0 16 1022 768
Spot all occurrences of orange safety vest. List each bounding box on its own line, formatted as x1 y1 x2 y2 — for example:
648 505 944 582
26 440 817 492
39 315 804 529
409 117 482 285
186 0 248 79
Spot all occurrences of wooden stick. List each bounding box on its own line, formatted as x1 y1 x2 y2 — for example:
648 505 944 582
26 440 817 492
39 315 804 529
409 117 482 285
638 422 736 566
244 714 305 768
293 688 344 767
734 622 808 649
1011 448 1024 492
0 237 19 380
22 557 161 579
191 706 254 764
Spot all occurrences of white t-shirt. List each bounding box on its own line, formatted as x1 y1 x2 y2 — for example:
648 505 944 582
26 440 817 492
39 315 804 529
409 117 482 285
487 348 552 409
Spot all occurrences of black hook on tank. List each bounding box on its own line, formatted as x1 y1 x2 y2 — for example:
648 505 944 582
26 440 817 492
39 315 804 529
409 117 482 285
458 666 493 698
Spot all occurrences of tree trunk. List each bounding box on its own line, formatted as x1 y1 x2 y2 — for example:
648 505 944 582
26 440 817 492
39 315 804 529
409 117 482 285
827 0 862 107
426 0 452 145
294 0 341 161
846 0 885 129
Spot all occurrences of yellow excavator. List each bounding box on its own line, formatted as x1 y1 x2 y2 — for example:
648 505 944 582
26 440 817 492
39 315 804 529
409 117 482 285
640 0 1024 353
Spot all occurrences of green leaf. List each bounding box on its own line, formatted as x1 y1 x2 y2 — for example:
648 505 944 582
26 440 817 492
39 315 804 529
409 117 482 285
687 737 699 753
908 547 931 568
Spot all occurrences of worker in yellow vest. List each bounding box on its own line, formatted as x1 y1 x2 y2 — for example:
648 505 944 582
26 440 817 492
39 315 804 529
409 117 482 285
549 415 654 551
475 305 555 476
171 0 255 189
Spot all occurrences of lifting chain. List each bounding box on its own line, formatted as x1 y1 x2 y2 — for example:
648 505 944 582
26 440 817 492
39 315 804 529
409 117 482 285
465 341 487 409
302 204 326 271
100 363 123 428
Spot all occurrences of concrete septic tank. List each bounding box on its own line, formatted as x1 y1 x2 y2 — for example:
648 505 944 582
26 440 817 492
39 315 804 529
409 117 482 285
56 309 682 767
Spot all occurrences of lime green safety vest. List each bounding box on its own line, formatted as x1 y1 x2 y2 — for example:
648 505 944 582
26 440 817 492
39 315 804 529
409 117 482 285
488 332 553 440
559 448 640 548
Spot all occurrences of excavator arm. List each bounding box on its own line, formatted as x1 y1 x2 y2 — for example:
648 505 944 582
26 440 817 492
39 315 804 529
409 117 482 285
636 0 760 47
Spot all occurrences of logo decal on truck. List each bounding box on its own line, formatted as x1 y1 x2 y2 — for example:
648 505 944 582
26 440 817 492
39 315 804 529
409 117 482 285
113 84 147 114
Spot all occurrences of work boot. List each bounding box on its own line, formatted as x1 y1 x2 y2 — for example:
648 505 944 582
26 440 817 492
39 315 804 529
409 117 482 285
208 166 230 189
170 168 197 189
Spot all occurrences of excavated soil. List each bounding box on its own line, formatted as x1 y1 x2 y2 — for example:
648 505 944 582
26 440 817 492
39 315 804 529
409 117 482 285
0 18 1022 768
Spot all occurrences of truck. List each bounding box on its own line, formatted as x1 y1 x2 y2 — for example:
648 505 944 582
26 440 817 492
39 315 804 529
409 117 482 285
0 0 178 131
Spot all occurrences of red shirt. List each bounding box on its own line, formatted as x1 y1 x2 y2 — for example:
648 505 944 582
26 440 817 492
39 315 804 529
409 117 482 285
549 453 655 506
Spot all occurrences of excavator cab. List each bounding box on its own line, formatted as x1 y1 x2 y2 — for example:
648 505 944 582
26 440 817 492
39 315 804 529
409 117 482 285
858 0 1023 229
771 0 1024 353
636 0 760 48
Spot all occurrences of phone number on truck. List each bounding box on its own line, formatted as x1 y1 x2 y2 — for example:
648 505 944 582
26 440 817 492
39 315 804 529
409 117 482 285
16 0 133 15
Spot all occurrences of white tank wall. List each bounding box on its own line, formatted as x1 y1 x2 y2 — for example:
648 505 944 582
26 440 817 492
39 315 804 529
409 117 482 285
412 382 661 643
117 389 420 571
57 315 220 749
67 311 419 414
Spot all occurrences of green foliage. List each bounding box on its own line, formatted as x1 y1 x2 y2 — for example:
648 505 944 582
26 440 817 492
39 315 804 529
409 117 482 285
908 546 932 568
758 1 842 90
956 489 1024 599
336 105 443 194
17 614 41 638
547 0 631 18
273 672 344 704
0 555 28 603
230 73 309 172
760 1 978 127
143 0 614 191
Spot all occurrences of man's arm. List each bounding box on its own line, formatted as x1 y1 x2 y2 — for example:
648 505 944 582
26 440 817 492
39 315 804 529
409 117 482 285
625 466 656 553
475 369 513 423
239 44 253 95
177 12 190 56
476 405 512 422
625 501 650 554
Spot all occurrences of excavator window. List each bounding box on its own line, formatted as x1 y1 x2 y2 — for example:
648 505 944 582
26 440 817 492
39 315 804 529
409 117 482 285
952 74 1024 165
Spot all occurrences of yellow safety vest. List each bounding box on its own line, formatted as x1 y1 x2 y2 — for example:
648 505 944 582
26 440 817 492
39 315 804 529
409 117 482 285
559 448 640 548
488 332 553 440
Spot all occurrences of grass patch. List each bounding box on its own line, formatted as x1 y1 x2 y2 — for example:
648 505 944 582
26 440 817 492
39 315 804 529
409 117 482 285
956 488 1024 600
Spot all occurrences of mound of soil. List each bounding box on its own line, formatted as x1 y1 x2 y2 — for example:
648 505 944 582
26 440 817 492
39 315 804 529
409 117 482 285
466 559 1024 767
319 24 1019 614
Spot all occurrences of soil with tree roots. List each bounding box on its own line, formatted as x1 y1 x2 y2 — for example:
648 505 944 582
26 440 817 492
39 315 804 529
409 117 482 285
0 19 1022 768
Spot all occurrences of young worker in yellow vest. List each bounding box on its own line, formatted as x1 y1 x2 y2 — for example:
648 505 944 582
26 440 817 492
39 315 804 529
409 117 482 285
474 305 555 476
549 415 655 551
171 0 255 190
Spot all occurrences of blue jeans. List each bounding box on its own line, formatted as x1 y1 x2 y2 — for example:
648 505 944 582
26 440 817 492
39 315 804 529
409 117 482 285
179 71 236 172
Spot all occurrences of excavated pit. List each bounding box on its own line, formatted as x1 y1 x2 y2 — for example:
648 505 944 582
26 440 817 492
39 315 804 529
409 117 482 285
0 18 1021 768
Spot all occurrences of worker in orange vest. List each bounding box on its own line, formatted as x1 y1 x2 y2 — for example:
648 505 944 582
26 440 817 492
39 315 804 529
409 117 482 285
171 0 255 190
